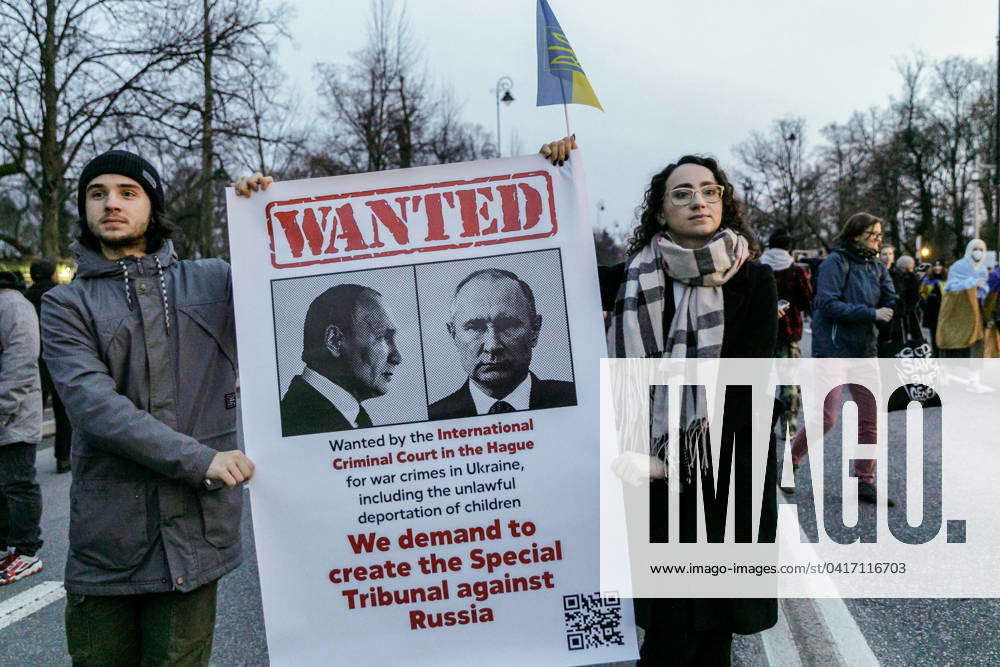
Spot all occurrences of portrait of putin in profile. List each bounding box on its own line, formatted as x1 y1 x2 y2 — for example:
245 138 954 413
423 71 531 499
280 284 401 436
428 268 575 419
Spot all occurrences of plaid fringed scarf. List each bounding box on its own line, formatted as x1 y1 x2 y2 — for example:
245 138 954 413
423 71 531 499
608 228 749 486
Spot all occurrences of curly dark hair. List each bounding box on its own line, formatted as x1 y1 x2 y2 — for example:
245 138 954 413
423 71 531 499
76 209 176 255
626 155 759 257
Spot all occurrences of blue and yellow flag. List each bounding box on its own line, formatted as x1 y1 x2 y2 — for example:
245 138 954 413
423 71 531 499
535 0 603 110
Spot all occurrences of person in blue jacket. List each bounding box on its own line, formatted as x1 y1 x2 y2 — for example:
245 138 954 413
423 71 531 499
789 212 897 505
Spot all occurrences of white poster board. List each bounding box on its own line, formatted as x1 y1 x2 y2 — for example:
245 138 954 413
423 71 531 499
226 154 638 665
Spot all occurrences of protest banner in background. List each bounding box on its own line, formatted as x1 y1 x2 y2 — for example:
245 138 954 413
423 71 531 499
226 154 637 665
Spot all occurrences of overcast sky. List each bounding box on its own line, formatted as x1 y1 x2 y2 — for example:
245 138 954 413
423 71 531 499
276 0 998 236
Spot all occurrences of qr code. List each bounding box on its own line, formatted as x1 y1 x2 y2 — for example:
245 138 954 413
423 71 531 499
563 592 625 651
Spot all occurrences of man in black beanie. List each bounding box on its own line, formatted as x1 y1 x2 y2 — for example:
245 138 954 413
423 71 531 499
41 149 271 664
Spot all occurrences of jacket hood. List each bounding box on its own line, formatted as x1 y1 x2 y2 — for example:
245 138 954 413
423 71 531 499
71 239 177 279
759 247 794 271
834 243 875 263
963 238 987 264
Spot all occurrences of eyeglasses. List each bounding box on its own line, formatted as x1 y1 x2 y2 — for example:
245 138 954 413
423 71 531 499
863 231 884 240
668 185 724 207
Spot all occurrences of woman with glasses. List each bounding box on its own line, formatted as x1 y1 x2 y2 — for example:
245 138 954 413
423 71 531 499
807 213 895 358
541 137 778 666
788 212 897 504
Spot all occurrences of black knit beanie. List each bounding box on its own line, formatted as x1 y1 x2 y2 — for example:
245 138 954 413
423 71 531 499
768 229 793 250
77 150 165 220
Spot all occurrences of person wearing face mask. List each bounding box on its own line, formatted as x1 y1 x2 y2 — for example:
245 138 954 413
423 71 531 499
540 137 779 666
920 260 948 357
938 239 992 391
947 240 989 298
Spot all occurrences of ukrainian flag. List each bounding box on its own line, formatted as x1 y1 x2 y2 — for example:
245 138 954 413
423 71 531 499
535 0 603 110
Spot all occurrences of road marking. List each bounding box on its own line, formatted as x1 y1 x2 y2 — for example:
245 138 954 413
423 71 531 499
768 506 881 666
761 600 803 666
0 581 66 631
813 596 880 666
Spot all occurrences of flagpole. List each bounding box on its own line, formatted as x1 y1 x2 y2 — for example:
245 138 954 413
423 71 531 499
558 76 571 137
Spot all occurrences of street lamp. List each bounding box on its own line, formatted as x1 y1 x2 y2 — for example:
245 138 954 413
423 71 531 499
494 76 514 157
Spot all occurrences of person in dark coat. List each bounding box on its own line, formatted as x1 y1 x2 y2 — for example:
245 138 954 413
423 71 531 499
42 151 260 663
809 214 896 359
760 229 812 445
920 260 947 356
542 136 778 666
790 212 897 506
24 259 72 473
280 284 402 436
877 253 922 357
428 268 576 419
890 255 923 351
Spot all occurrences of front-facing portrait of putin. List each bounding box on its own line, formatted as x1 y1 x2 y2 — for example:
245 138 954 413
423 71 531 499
280 284 402 436
427 267 576 419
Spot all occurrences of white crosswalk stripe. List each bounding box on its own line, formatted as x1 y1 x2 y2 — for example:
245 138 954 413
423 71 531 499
0 581 66 631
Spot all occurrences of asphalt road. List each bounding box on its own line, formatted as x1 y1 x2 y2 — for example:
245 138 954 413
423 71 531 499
789 326 1000 665
0 441 269 666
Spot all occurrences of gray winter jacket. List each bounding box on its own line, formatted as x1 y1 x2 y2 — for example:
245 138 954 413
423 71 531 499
41 240 242 595
0 289 42 446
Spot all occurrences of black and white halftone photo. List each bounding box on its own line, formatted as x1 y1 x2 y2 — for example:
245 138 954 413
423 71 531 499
416 249 576 420
271 266 427 435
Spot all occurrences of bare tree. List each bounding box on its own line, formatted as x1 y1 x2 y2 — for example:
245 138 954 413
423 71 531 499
928 56 984 257
970 59 997 248
819 114 870 230
0 0 201 255
315 0 414 172
893 56 942 255
130 0 291 258
734 117 827 247
314 0 492 175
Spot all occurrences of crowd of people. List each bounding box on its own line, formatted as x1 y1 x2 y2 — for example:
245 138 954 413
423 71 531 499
0 135 990 665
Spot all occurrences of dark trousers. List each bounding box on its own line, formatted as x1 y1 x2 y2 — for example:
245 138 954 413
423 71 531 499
0 441 43 556
65 580 218 666
41 360 72 462
638 626 733 666
51 390 71 463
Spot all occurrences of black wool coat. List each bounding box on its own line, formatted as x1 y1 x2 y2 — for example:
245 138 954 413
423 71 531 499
599 260 780 636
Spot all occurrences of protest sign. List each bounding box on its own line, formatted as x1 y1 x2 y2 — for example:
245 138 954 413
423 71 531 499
226 154 637 665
